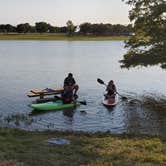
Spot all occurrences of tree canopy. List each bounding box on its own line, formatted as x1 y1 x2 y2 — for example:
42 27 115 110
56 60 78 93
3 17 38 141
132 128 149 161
79 23 132 36
120 0 166 68
0 21 132 36
35 22 50 33
16 23 31 33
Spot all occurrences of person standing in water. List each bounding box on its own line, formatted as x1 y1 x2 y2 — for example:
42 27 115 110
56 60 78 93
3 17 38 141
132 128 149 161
62 73 79 104
64 73 79 97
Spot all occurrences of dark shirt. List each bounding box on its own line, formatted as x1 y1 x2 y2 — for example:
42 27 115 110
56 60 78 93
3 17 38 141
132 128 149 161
106 84 116 95
64 77 76 87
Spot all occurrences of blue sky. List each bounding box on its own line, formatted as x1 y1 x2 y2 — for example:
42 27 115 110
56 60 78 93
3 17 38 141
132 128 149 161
0 0 130 26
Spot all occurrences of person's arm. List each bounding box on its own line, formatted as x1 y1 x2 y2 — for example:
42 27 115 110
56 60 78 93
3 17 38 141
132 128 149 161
64 77 68 86
72 78 76 85
114 85 117 93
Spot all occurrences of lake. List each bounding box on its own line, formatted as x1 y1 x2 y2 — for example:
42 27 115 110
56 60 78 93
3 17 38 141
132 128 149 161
0 40 166 136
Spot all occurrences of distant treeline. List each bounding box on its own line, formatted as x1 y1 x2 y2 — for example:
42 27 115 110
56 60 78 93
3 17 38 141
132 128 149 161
0 21 132 36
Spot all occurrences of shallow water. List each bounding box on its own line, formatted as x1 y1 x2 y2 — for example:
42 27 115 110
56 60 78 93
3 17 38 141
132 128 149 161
0 40 166 136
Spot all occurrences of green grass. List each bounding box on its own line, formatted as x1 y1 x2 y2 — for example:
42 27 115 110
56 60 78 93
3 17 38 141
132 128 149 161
0 34 130 41
0 128 165 166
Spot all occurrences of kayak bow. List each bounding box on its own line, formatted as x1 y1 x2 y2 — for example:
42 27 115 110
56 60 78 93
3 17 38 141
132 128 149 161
102 95 118 107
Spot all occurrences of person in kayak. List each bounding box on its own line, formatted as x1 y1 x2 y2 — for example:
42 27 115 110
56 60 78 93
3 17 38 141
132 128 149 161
106 80 117 99
63 73 79 98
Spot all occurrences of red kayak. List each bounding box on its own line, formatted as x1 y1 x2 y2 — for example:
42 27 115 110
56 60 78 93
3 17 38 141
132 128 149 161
102 95 118 107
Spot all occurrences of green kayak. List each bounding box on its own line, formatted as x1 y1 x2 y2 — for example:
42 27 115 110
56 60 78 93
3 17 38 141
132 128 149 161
30 100 86 111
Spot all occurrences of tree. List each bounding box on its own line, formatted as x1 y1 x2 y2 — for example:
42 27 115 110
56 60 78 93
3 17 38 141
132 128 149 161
48 25 56 33
16 23 31 33
0 24 16 33
66 20 76 36
120 0 166 68
79 22 92 35
5 24 16 33
35 22 50 33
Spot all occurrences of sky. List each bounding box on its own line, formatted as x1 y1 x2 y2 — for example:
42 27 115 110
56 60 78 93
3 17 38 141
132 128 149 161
0 0 130 26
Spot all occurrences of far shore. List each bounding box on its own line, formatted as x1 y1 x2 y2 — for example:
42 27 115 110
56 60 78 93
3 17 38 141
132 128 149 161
0 33 130 41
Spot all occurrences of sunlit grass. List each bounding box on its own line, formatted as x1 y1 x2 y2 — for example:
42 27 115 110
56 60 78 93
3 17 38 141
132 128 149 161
0 128 165 166
0 34 130 41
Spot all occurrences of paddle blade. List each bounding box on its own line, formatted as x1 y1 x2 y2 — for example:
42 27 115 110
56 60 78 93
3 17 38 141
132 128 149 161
116 92 128 100
97 78 105 85
79 100 87 105
121 96 128 100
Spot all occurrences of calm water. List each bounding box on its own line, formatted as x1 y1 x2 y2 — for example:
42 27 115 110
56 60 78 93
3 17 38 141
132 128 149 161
0 40 166 136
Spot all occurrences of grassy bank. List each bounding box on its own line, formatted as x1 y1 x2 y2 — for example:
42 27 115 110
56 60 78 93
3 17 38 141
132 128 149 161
0 128 165 166
0 34 130 41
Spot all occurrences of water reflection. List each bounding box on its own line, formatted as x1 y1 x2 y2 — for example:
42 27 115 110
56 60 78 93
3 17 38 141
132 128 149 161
63 109 74 118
